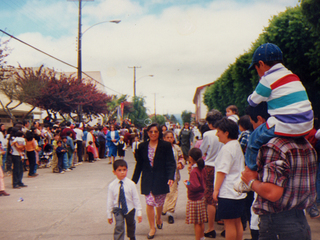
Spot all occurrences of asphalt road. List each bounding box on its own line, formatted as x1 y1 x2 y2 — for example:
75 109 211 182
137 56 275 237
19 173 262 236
1 150 319 240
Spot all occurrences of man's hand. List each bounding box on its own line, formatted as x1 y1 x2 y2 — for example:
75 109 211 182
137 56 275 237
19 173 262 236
241 166 258 185
137 216 142 223
108 218 113 224
167 180 174 187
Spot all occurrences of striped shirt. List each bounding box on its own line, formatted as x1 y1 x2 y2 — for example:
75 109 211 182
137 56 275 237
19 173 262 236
248 63 313 136
253 137 317 215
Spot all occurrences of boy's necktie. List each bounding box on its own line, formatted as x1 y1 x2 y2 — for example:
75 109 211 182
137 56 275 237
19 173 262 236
119 180 128 215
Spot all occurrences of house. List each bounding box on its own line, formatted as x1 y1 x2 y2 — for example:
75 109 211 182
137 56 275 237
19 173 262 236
193 82 214 123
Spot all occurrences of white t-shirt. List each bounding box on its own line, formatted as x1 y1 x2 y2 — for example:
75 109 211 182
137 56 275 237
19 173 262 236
74 128 84 141
11 137 26 156
200 129 223 167
214 140 246 199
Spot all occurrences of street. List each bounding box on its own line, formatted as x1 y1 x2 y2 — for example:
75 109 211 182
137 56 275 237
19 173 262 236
1 150 319 240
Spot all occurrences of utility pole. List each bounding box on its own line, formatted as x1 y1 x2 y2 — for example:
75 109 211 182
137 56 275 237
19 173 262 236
68 0 94 123
128 66 141 98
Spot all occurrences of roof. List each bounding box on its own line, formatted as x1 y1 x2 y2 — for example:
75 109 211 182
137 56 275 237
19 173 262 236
193 82 214 104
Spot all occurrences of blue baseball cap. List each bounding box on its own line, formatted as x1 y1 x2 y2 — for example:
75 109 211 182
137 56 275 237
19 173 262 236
248 43 283 70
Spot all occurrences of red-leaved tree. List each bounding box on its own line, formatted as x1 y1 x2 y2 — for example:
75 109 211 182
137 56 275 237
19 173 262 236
14 66 112 122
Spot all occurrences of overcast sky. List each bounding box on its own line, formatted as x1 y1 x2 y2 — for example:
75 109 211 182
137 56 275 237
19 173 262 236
0 0 299 116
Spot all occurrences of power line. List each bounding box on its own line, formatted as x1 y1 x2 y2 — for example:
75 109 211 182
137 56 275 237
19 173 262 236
0 29 122 95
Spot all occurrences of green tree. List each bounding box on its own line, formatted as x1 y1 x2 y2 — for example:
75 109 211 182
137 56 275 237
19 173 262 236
151 114 166 126
128 96 149 128
170 114 178 123
204 5 320 117
181 110 192 124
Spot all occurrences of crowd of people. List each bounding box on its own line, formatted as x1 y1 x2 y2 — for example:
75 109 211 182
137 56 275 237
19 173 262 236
1 43 320 240
106 43 320 240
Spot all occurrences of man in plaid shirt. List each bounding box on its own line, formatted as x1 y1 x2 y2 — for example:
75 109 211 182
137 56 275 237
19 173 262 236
242 123 317 239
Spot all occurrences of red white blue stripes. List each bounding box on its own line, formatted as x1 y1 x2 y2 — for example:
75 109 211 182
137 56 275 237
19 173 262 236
248 63 313 137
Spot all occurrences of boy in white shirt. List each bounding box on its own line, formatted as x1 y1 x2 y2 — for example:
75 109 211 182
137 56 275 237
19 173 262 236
107 159 142 240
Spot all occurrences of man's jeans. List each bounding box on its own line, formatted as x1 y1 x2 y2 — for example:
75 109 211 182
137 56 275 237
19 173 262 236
245 123 276 171
259 209 311 240
317 161 320 204
63 153 69 169
68 153 73 168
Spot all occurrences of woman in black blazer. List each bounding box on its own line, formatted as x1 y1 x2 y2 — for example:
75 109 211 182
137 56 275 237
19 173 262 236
132 123 176 239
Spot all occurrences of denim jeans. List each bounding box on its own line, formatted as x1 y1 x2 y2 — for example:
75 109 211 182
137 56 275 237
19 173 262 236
63 153 69 169
259 209 311 240
245 123 276 171
2 148 7 171
316 161 320 204
68 152 73 168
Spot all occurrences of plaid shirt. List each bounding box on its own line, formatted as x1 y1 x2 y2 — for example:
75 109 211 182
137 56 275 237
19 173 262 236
238 130 252 153
253 137 317 215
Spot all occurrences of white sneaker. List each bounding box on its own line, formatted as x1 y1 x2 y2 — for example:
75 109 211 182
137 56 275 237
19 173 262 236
234 180 251 193
78 162 83 165
60 171 65 174
65 169 72 172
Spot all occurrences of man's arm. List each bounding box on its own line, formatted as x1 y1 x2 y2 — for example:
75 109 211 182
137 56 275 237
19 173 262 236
241 166 284 202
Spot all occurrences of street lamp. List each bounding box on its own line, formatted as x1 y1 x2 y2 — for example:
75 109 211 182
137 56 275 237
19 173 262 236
76 0 120 122
135 74 154 97
129 68 154 98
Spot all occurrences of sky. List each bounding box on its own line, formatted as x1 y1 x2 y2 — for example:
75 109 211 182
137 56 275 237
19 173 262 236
0 0 300 117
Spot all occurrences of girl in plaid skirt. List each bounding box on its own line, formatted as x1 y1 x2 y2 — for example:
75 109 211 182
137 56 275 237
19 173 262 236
184 148 207 240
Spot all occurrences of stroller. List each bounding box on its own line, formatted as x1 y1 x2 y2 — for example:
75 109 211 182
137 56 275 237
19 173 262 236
40 143 53 168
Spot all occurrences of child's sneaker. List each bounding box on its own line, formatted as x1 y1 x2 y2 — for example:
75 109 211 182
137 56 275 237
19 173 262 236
234 180 251 193
60 171 65 174
307 204 320 219
65 169 72 172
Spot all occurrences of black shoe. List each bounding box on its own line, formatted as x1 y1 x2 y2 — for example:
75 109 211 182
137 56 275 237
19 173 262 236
221 230 225 238
161 212 166 215
19 184 28 188
13 185 21 189
156 222 163 229
147 234 155 239
204 230 216 238
168 215 174 224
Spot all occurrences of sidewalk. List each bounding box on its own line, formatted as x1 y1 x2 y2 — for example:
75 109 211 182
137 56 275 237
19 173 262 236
0 150 319 240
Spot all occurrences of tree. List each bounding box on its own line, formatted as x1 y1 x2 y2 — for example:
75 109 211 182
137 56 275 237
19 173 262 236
106 95 134 123
204 5 320 117
0 39 21 122
181 110 192 124
169 114 178 123
14 66 112 122
128 96 149 128
151 114 166 126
